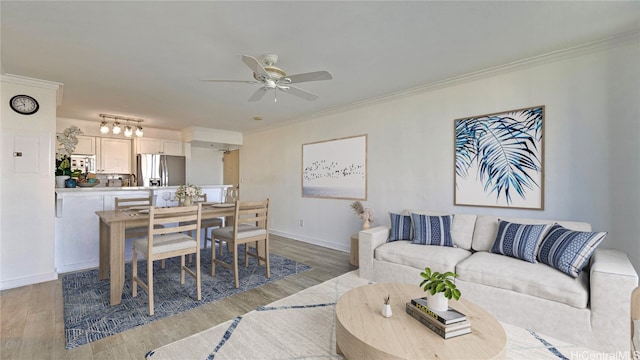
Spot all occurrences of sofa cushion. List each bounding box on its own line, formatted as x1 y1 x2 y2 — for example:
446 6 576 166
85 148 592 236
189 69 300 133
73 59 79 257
456 252 589 308
491 220 552 263
375 240 472 274
406 210 476 250
388 212 412 241
410 214 454 247
473 215 592 252
538 224 607 278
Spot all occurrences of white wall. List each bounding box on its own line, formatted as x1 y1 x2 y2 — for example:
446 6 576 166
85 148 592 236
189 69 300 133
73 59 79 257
189 146 223 185
1 75 61 290
241 37 640 271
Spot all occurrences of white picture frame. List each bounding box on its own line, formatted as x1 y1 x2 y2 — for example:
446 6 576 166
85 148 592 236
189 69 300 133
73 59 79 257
302 134 367 200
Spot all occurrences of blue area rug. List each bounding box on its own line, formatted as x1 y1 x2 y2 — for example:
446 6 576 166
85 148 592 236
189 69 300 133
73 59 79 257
62 245 311 349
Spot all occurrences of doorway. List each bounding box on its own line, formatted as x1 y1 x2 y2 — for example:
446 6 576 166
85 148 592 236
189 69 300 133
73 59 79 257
223 150 239 187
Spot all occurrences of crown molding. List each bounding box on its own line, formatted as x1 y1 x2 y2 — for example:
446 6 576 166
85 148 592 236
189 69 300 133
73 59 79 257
1 73 64 106
250 29 639 134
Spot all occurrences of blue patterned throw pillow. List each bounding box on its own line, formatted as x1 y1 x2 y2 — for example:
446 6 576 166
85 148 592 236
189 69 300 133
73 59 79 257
410 214 454 247
491 220 552 263
388 213 412 241
538 224 606 278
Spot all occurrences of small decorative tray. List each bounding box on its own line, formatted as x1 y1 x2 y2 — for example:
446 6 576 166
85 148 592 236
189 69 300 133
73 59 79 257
77 180 100 187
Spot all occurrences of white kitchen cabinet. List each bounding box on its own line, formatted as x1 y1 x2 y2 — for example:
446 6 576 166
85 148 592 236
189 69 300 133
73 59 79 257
136 137 183 156
73 135 96 155
97 137 132 174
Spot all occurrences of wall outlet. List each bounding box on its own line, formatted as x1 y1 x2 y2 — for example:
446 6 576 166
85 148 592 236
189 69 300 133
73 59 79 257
299 219 304 227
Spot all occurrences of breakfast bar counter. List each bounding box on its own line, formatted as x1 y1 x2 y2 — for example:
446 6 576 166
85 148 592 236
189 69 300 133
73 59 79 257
54 185 233 274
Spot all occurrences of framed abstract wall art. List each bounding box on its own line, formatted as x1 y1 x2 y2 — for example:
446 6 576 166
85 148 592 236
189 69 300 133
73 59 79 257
302 134 367 200
454 106 545 210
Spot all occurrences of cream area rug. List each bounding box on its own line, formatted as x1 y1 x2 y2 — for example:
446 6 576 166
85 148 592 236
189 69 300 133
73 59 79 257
146 271 599 359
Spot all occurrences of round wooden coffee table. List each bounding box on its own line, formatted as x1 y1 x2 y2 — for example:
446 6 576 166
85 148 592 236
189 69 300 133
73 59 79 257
335 283 506 359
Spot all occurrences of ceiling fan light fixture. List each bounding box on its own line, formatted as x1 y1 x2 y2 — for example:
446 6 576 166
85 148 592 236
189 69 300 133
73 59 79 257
204 53 331 103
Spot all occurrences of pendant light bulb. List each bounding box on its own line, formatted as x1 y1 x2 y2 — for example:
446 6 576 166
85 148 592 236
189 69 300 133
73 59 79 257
112 121 121 135
135 124 143 137
99 120 110 134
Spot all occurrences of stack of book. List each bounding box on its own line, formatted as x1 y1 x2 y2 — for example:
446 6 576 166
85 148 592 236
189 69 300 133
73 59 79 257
405 297 471 339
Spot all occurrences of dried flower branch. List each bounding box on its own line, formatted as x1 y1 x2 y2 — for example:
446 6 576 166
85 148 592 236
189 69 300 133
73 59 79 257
350 201 374 222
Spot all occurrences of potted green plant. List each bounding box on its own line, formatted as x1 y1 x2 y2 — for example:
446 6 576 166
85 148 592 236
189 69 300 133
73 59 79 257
419 267 461 312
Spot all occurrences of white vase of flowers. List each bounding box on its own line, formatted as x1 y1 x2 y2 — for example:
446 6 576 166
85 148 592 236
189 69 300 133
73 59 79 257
55 126 83 177
175 184 202 206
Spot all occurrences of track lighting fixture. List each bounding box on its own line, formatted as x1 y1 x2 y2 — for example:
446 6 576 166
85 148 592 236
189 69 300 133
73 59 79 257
99 114 144 138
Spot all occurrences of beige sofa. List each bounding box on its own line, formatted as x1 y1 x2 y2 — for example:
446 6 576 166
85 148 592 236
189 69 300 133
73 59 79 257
358 211 639 353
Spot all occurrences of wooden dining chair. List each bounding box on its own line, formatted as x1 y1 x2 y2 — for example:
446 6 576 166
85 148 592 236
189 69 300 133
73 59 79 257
132 204 203 316
207 186 240 255
210 199 270 288
115 195 158 239
179 194 223 260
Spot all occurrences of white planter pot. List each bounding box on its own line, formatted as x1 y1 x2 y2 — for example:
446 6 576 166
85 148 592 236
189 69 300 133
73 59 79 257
381 304 392 318
427 292 449 312
56 175 70 188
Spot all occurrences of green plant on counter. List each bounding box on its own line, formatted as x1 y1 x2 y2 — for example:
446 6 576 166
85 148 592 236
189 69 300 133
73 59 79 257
56 157 71 176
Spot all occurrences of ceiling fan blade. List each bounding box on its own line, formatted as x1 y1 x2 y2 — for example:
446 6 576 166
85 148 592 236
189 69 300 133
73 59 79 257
284 86 319 101
201 79 259 84
242 55 269 80
285 71 332 84
248 87 269 102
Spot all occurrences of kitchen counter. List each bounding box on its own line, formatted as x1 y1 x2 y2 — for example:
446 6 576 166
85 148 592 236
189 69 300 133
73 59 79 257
54 184 233 273
55 185 180 193
55 184 231 193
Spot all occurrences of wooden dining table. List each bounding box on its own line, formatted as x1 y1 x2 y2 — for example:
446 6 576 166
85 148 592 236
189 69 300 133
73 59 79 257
95 204 237 306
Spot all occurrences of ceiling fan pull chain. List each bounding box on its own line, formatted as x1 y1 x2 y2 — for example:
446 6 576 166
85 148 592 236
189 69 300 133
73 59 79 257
274 88 278 103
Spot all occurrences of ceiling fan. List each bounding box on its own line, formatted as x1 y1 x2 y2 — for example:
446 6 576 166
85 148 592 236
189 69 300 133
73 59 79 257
202 53 332 102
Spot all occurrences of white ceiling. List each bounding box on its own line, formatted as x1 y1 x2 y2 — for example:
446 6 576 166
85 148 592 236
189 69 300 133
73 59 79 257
2 1 638 133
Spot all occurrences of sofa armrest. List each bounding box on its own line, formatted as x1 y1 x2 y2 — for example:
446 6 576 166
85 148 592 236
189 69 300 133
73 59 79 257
590 248 638 319
358 226 389 281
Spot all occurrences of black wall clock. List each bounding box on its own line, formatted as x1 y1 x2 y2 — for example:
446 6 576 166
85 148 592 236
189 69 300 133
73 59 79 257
10 94 39 115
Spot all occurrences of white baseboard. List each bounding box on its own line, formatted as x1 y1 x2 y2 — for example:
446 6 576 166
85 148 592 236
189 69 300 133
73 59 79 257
56 260 99 274
270 229 350 253
0 271 58 291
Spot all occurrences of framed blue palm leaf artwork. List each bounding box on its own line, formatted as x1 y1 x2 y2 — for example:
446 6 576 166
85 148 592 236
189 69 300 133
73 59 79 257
454 106 544 210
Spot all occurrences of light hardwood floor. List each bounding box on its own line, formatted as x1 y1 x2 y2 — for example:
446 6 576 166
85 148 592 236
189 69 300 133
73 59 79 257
0 235 356 359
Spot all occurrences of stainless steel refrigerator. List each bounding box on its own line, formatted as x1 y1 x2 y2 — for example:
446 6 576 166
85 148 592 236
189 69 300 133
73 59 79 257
136 154 186 187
